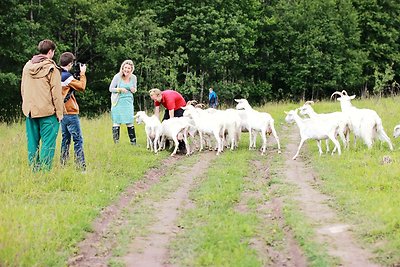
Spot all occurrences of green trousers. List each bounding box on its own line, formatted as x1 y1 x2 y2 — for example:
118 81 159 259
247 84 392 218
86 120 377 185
26 115 60 171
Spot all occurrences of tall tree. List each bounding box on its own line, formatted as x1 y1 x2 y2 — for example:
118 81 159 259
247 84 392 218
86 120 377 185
263 0 365 100
353 0 400 94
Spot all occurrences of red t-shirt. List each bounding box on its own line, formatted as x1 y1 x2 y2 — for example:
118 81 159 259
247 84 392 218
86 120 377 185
154 90 186 110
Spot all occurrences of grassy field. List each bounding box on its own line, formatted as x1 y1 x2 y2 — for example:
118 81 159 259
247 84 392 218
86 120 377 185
1 97 400 266
304 97 400 265
0 113 169 266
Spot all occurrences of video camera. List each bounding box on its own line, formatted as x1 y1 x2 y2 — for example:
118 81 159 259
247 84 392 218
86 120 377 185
72 62 83 80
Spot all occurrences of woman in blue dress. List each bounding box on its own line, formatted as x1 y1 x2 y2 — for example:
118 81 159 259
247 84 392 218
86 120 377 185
109 60 137 144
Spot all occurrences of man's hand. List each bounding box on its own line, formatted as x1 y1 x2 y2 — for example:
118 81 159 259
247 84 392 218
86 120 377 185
79 64 87 74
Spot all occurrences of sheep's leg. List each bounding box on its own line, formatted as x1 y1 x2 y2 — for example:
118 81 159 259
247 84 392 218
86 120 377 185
159 135 165 151
344 127 350 149
229 129 235 150
153 133 160 153
235 129 241 148
328 134 341 155
170 137 179 156
252 130 258 149
199 132 204 152
149 137 153 152
269 122 281 153
317 140 323 156
377 129 394 150
293 139 306 160
325 139 330 153
220 128 225 152
260 131 267 155
213 131 222 155
248 127 253 150
338 130 347 149
183 129 190 155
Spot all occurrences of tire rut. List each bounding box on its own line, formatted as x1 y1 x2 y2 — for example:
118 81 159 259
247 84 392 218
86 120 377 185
235 141 307 267
282 125 379 266
68 156 182 267
121 151 216 267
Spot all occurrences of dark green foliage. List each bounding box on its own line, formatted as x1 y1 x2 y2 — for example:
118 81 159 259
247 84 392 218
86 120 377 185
1 0 399 121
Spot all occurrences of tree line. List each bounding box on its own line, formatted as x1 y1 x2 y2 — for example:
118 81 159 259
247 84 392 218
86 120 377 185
0 0 399 122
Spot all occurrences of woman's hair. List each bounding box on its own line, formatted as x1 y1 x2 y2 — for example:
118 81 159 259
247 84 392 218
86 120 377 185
119 60 134 77
149 88 161 97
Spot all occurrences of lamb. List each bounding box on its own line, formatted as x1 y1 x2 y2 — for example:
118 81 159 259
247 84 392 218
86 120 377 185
182 105 225 155
158 117 192 156
206 108 242 150
393 125 400 138
331 90 393 150
285 109 341 160
234 99 281 155
298 101 350 151
134 111 162 152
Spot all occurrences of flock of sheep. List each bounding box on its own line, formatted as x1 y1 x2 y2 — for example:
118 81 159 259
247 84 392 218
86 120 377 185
135 90 399 160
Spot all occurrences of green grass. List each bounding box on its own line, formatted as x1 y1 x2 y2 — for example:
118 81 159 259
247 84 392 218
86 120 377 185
109 154 201 265
273 97 400 265
1 97 400 266
170 148 262 267
169 104 334 266
257 103 337 266
0 113 168 266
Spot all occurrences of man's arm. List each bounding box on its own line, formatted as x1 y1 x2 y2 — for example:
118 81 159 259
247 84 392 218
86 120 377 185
50 67 64 121
69 64 87 92
154 106 160 119
169 109 174 118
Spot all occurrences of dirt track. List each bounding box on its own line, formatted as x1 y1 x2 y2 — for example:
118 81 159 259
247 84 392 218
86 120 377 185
69 126 379 267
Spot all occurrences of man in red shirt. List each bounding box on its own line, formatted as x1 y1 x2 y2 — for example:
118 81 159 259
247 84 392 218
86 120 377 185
149 88 187 153
149 88 186 120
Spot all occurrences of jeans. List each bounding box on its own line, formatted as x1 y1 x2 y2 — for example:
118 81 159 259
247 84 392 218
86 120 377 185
26 115 59 171
60 114 86 169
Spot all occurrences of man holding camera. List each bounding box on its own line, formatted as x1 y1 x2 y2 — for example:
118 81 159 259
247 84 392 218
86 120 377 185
59 52 87 171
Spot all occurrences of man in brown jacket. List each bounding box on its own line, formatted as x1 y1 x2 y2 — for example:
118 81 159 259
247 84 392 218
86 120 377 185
21 39 63 171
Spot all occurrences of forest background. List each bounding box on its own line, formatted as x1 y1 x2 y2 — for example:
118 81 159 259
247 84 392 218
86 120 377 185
0 0 399 122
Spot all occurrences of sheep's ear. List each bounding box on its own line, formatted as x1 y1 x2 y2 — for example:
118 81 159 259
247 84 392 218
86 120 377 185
350 95 356 99
234 99 240 103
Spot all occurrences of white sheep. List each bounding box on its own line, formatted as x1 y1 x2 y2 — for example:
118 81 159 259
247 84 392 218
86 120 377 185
298 101 350 151
134 111 162 152
285 109 341 160
206 108 242 150
331 90 393 150
393 125 400 138
234 99 281 155
158 117 192 156
182 105 225 155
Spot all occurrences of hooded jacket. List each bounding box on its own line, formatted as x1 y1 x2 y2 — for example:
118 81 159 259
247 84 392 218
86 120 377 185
61 69 86 114
21 55 63 120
